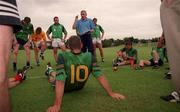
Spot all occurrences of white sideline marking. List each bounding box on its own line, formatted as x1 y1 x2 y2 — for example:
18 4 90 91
27 76 47 79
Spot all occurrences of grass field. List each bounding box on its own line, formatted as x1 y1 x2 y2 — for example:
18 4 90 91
8 44 180 112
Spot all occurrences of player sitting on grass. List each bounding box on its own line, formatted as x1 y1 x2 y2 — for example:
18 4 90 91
8 66 28 88
45 35 125 112
112 41 138 71
137 37 165 69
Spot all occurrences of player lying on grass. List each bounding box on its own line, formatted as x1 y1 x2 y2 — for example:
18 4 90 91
112 41 138 71
137 36 165 69
8 66 27 88
46 35 125 112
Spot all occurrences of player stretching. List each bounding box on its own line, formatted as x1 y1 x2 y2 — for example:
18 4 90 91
46 35 125 112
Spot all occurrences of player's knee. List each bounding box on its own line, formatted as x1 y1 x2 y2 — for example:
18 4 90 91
152 50 157 54
0 76 7 84
139 60 144 64
26 50 30 55
14 50 18 55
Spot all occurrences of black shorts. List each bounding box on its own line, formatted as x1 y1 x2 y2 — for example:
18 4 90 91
16 38 28 46
0 0 21 33
149 58 164 66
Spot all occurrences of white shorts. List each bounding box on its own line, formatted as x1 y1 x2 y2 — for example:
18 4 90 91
92 37 102 44
52 38 64 48
35 41 42 47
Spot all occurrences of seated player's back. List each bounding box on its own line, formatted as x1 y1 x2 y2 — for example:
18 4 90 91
57 51 93 92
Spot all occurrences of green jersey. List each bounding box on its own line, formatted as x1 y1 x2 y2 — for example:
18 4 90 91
120 48 138 60
16 23 34 41
151 47 164 61
56 51 101 92
91 24 104 38
48 23 67 39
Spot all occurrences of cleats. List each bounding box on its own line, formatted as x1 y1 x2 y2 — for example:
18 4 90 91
40 53 44 60
45 62 52 76
160 91 180 103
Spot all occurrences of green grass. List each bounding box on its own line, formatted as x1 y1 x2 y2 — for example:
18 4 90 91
8 44 180 112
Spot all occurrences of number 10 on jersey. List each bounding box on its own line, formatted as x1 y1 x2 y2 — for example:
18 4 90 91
70 65 89 84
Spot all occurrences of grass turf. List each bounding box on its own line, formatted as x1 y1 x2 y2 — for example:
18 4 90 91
8 44 180 112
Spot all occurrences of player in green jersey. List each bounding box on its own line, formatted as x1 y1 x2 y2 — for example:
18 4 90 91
91 18 105 62
113 41 138 71
46 35 125 112
138 36 165 69
13 17 34 71
46 16 67 63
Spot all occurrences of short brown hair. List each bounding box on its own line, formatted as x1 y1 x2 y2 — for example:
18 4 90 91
68 35 81 50
24 17 31 24
54 16 58 20
35 27 42 34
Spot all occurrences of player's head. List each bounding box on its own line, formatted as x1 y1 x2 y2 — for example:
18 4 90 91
35 27 42 34
93 18 97 24
80 10 87 20
53 16 59 24
24 17 31 24
157 36 165 48
68 35 82 51
124 41 132 50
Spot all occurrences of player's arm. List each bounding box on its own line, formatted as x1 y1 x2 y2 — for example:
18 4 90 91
96 75 125 100
47 80 64 112
89 19 95 32
99 25 104 39
47 53 67 112
72 15 78 30
92 62 125 100
46 26 52 41
127 50 137 60
28 24 34 42
62 26 67 42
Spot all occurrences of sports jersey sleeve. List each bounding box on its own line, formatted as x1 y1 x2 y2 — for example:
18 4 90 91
0 0 21 33
89 19 95 30
120 48 126 52
47 25 52 34
62 25 67 35
31 34 36 42
29 24 34 35
132 49 138 59
42 31 46 41
151 47 156 56
91 55 102 78
99 25 104 33
56 53 67 82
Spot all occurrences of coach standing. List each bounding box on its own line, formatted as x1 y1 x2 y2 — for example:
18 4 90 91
0 0 21 111
72 10 95 55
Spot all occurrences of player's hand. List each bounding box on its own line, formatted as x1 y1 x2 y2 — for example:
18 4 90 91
75 15 78 20
47 105 60 112
62 39 65 42
100 36 103 40
109 92 126 101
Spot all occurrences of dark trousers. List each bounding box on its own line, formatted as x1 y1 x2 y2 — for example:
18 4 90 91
80 33 94 55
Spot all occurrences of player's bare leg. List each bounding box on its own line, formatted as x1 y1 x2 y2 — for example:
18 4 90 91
97 43 104 62
13 43 20 71
24 43 31 67
0 25 13 112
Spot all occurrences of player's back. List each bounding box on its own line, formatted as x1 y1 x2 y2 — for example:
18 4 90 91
58 51 93 92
